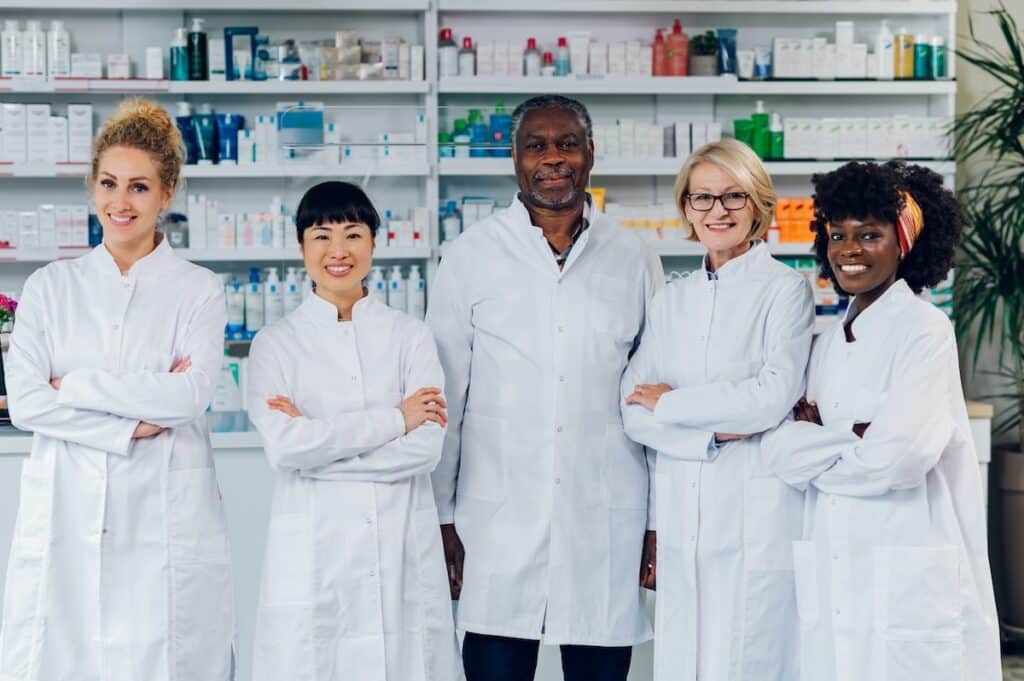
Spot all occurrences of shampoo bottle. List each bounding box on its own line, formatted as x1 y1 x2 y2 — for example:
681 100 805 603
170 27 189 81
187 17 208 80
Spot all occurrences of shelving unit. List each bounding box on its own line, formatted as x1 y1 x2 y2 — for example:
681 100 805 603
437 1 956 15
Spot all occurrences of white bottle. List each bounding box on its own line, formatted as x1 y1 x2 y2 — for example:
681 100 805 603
301 269 314 301
438 28 459 78
225 282 246 339
263 267 285 325
367 266 387 304
387 265 406 310
270 195 286 248
406 265 425 320
442 209 462 243
22 20 45 79
876 20 894 80
244 268 264 335
2 20 22 77
47 20 70 79
283 267 303 314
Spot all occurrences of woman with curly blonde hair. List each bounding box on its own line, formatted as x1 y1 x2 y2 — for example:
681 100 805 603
1 98 235 680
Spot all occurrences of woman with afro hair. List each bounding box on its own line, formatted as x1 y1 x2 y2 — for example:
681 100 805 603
761 160 1000 681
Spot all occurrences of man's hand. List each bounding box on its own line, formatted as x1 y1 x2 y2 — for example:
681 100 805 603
400 388 448 433
793 397 823 426
625 383 672 412
640 530 656 590
853 422 871 438
440 523 465 600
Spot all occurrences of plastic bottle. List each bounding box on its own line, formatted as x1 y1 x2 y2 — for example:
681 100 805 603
876 20 894 80
187 17 208 81
894 28 914 80
490 101 512 158
301 269 314 301
931 37 947 80
438 132 455 158
244 267 264 337
523 37 541 77
192 103 218 165
367 266 387 304
667 18 689 77
652 29 668 77
283 267 303 314
387 265 407 310
452 119 471 158
555 37 570 76
468 109 488 158
439 28 459 78
541 52 555 78
913 34 931 79
225 281 246 339
441 200 462 242
170 27 189 81
458 37 476 77
2 20 22 78
47 20 69 79
175 101 198 164
264 267 284 325
22 20 45 79
406 265 425 319
769 112 784 160
271 195 286 248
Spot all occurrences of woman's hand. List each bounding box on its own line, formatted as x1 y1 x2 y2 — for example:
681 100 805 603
267 395 302 418
400 388 448 433
714 433 751 444
132 422 165 439
171 357 191 373
625 383 673 412
49 377 61 390
793 397 822 426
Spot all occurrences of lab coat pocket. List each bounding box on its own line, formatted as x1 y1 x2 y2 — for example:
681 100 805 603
590 274 639 346
171 560 235 681
744 476 803 571
603 424 647 510
168 466 230 564
13 456 53 552
260 513 314 606
456 412 506 503
791 541 819 625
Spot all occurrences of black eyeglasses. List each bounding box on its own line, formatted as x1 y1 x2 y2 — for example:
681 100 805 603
684 192 750 212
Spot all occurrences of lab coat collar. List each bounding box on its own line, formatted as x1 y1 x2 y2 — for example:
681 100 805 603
507 193 597 272
298 288 377 327
701 239 770 280
85 232 175 279
841 278 914 338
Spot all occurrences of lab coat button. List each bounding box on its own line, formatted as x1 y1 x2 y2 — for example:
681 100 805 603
690 482 697 488
555 478 561 485
369 570 376 577
558 325 565 333
112 324 120 330
559 376 566 383
556 426 564 433
833 402 839 408
350 375 358 381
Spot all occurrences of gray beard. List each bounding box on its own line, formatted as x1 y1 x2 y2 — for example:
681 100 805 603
528 184 579 210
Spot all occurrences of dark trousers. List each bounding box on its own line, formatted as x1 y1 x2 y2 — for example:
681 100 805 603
462 631 632 681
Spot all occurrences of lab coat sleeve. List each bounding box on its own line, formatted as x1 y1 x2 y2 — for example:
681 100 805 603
6 271 138 455
425 256 473 524
247 331 407 472
652 276 814 434
621 296 718 462
55 280 226 428
300 326 446 483
810 328 958 497
761 416 857 491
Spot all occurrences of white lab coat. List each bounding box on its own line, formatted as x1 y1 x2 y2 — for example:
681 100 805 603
622 242 814 681
427 195 662 645
761 279 1000 681
1 238 234 681
246 293 460 681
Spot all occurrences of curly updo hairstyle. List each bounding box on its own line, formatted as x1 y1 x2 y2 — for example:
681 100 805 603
90 97 185 192
810 160 962 295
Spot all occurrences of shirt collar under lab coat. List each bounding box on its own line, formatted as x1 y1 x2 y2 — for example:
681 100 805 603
84 232 176 280
297 288 380 328
700 239 771 280
839 278 914 339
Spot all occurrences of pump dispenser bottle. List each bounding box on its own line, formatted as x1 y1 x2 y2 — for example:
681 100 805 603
187 17 208 80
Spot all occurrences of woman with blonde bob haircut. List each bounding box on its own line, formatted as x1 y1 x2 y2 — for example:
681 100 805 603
622 138 815 681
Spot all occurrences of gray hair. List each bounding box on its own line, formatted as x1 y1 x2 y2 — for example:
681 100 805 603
510 95 593 148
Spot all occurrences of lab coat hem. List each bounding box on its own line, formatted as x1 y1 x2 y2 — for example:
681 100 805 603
457 621 653 647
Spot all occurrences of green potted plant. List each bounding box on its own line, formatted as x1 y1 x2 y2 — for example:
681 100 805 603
689 31 719 77
952 1 1024 631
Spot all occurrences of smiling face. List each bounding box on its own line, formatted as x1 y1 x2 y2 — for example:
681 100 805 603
683 162 757 260
93 145 172 250
300 220 375 304
513 107 594 212
826 216 901 307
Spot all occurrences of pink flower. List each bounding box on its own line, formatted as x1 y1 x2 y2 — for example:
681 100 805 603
0 294 17 314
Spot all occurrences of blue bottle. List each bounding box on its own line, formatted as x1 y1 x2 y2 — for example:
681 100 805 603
174 102 198 164
215 113 244 163
489 101 512 158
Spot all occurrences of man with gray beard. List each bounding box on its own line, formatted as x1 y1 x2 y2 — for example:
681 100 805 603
427 95 663 681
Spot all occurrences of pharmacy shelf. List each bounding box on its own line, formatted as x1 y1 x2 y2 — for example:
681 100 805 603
440 76 956 96
0 79 429 95
0 0 428 10
0 162 429 179
650 241 814 257
174 246 432 262
439 0 956 14
439 158 956 177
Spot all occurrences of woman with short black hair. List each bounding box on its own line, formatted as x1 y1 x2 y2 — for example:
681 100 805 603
762 160 1000 681
246 181 460 681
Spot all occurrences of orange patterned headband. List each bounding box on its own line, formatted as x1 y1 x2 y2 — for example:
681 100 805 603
896 191 925 257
